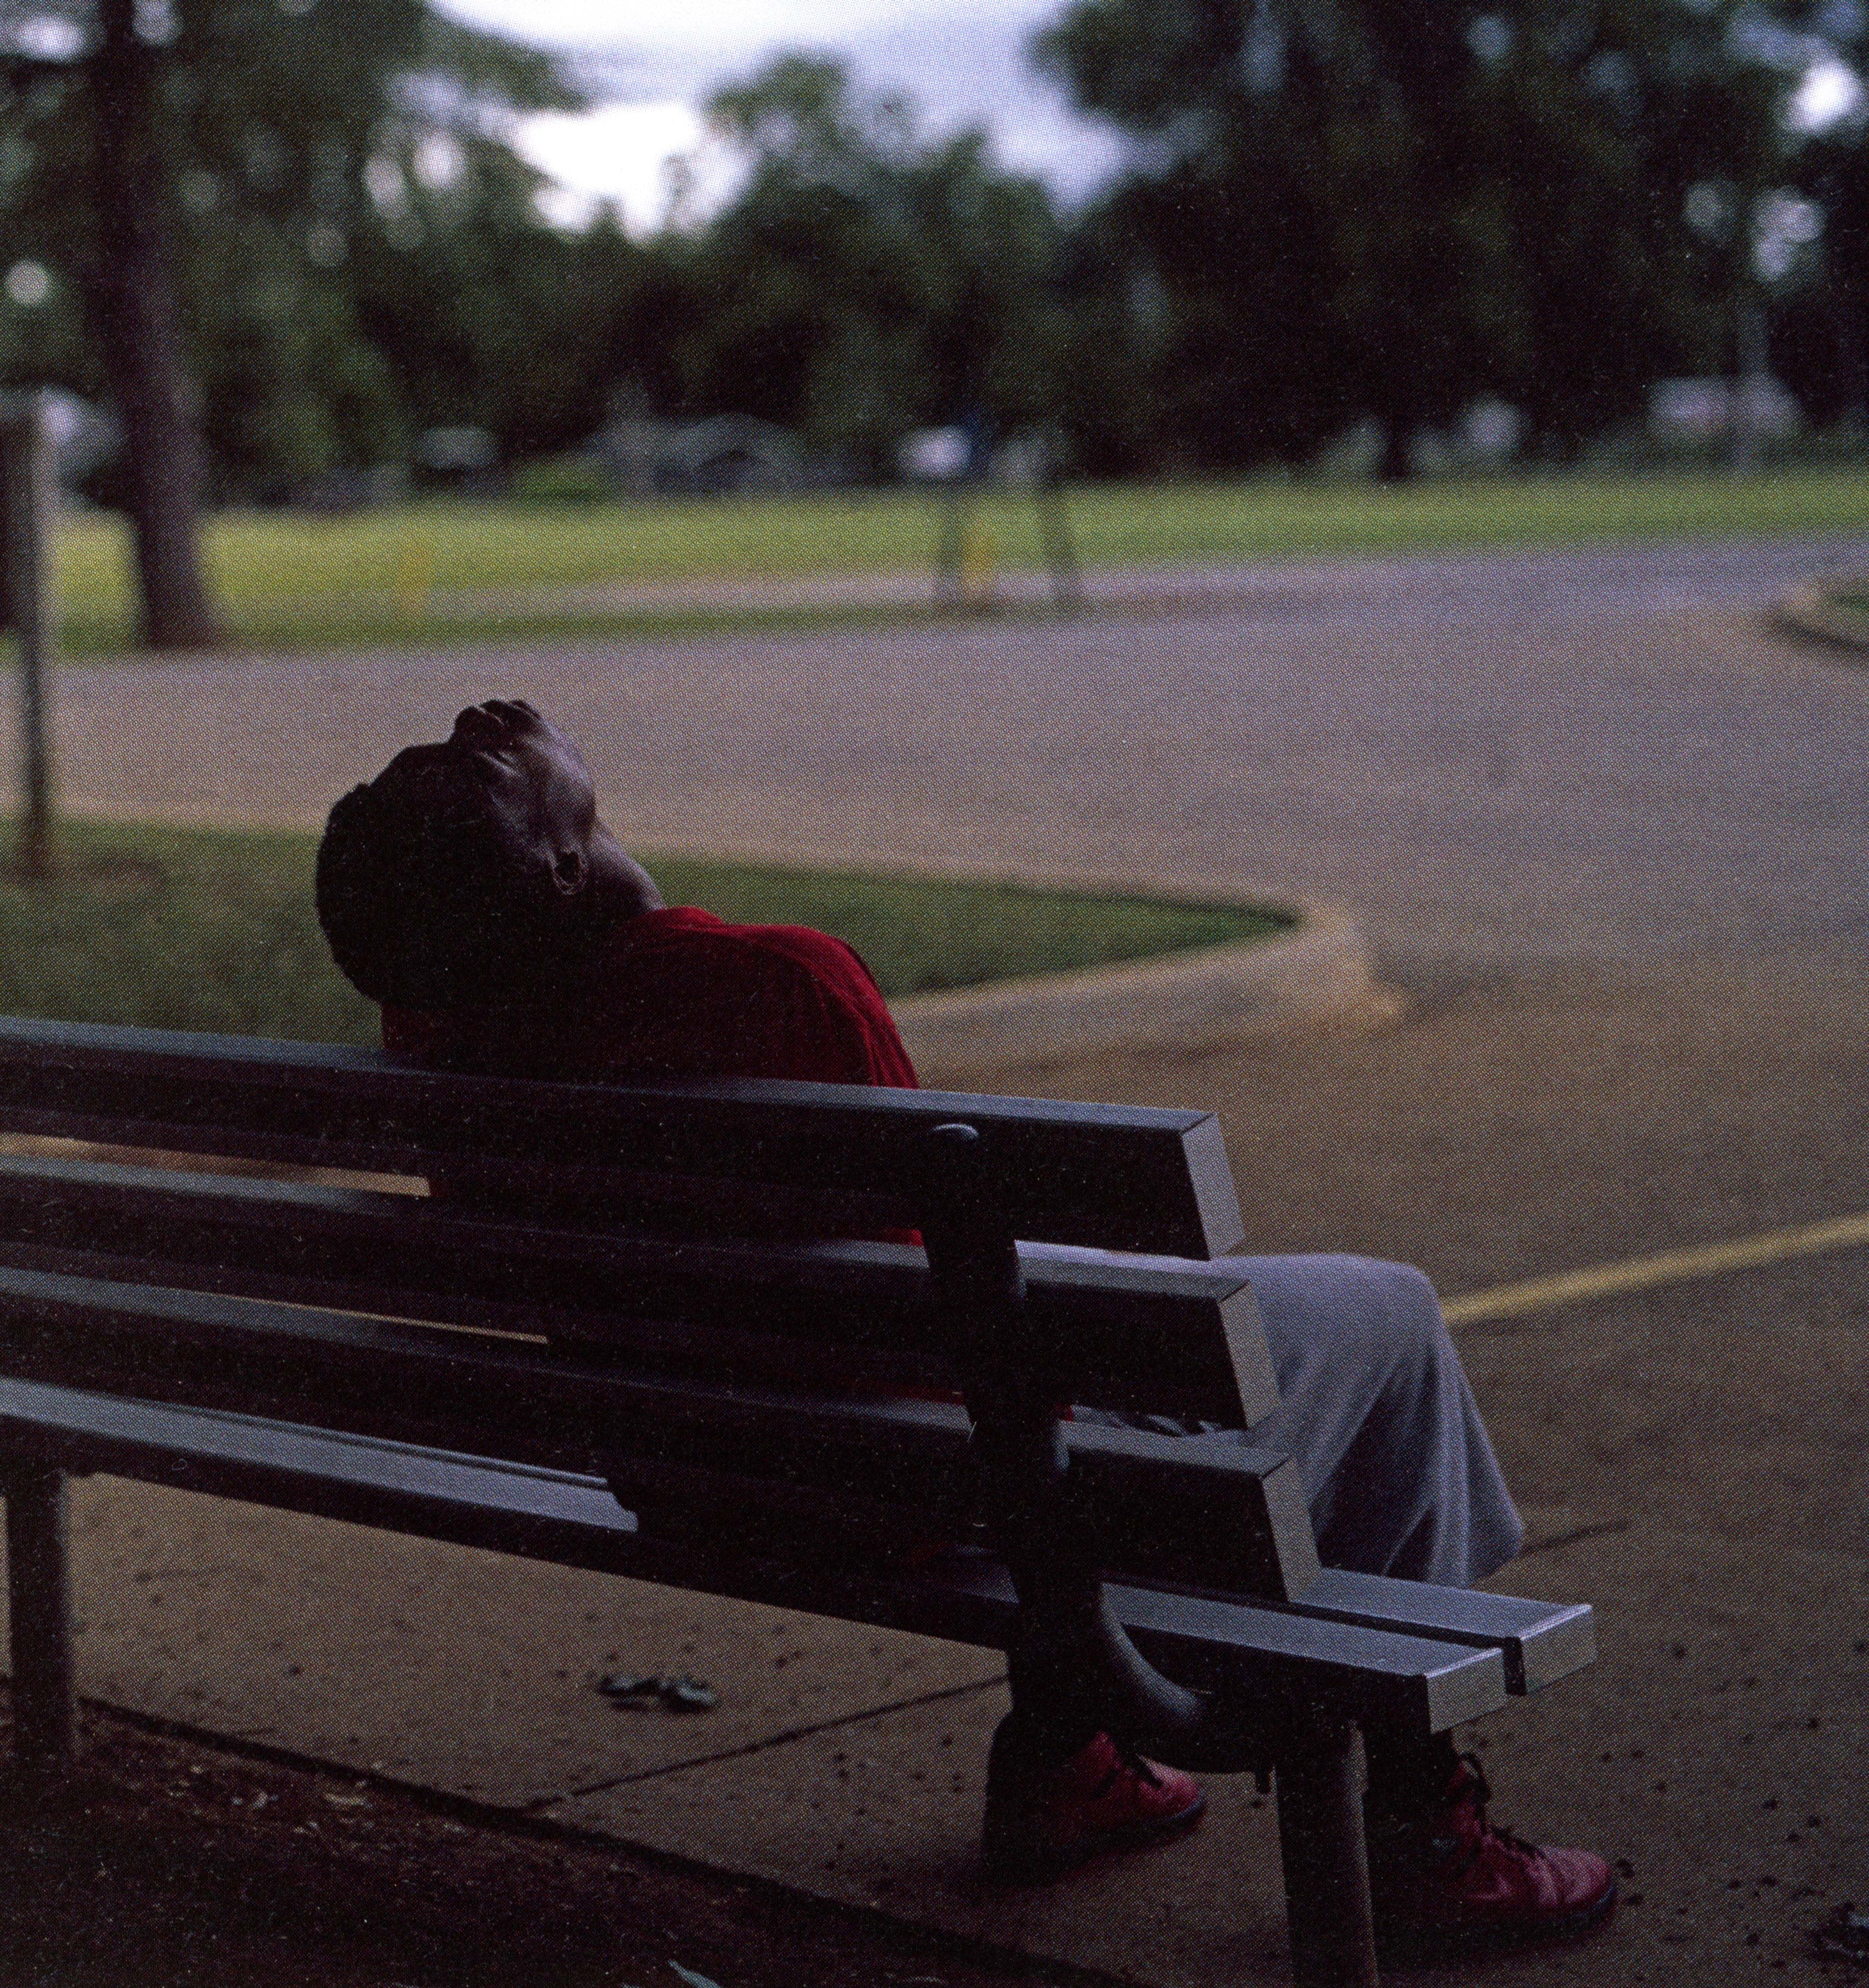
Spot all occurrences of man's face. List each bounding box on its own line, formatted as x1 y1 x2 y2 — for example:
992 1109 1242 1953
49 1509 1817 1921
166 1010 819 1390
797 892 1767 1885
445 698 602 900
364 697 660 1008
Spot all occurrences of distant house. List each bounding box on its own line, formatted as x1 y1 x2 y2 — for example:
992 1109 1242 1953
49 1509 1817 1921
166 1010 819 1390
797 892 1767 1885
412 426 502 494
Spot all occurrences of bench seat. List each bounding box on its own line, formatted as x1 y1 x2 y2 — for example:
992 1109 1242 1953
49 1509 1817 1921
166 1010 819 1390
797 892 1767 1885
1 1373 1515 1738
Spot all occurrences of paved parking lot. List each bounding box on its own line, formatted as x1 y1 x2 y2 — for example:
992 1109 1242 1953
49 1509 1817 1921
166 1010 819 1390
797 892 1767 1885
12 536 1869 971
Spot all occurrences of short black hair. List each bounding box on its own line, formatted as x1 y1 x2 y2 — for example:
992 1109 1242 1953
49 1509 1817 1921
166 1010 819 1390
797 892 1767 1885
316 748 537 1011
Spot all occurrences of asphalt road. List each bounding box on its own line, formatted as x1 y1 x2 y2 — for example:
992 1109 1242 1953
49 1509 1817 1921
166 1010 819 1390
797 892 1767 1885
14 533 1869 973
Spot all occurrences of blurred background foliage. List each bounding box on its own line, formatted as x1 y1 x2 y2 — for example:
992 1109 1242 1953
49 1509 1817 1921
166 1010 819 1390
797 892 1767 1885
1 0 1865 587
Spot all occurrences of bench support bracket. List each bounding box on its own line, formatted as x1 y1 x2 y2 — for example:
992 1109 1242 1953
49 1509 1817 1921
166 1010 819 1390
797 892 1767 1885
923 1121 1266 1774
1275 1716 1379 1988
5 1462 76 1774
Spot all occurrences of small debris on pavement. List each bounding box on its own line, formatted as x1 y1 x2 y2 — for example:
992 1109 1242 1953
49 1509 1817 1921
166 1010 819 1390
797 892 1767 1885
668 1964 725 1988
1814 1905 1869 1964
597 1672 665 1702
597 1671 719 1713
662 1675 719 1711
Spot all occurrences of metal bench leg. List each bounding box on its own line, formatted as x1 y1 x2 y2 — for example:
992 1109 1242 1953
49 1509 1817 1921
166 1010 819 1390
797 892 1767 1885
5 1464 77 1774
1275 1716 1379 1988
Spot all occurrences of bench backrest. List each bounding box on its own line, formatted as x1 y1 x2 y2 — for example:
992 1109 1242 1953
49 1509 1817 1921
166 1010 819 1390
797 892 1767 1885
0 1017 1318 1599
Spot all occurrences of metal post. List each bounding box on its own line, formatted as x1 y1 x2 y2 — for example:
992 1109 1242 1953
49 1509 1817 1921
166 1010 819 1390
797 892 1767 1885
1275 1716 1380 1988
922 1121 1230 1772
0 391 54 876
6 1463 77 1774
934 479 968 612
1032 430 1084 616
1730 290 1767 477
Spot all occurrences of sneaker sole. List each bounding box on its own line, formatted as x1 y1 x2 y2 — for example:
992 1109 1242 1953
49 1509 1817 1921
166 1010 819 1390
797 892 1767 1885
982 1791 1208 1886
1377 1875 1618 1963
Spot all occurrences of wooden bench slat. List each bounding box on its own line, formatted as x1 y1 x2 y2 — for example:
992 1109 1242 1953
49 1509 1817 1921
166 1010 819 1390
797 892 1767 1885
0 1154 1277 1424
1106 1582 1507 1737
0 1376 1506 1737
0 1014 1591 1988
0 1019 1245 1257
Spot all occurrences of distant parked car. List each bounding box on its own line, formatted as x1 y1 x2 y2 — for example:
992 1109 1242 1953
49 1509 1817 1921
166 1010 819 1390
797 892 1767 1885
1650 376 1801 447
898 426 973 483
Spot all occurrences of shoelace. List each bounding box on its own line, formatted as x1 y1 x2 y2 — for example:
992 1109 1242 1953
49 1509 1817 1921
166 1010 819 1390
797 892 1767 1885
1091 1737 1164 1802
1447 1752 1543 1865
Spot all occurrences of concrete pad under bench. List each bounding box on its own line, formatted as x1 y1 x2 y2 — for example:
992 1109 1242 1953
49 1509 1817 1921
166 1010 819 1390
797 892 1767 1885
1 1475 1004 1805
559 1684 1296 1984
565 1507 1869 1987
1458 1511 1869 1986
12 1483 1863 1987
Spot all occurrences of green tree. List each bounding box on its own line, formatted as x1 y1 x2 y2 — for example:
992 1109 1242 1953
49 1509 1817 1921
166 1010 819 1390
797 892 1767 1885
0 0 579 642
1780 15 1869 432
347 143 654 465
1036 0 1795 473
672 54 1068 475
1782 128 1869 424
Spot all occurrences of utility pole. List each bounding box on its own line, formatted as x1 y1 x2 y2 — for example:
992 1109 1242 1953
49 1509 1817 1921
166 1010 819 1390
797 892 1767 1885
1731 288 1768 477
0 392 55 877
1032 426 1084 615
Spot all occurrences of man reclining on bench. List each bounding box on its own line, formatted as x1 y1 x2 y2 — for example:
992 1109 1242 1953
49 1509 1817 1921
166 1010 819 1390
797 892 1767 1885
314 697 1615 1959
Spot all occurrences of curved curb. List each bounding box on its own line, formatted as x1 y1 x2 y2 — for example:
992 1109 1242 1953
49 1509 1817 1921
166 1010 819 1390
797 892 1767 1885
1772 581 1869 653
890 899 1399 1076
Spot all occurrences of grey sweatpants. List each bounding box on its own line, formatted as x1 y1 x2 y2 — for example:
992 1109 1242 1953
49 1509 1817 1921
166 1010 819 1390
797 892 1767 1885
1085 1254 1523 1589
1239 1254 1523 1586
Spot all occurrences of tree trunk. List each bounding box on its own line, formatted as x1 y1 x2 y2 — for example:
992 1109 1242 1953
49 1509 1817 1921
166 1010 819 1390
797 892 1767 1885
85 0 218 650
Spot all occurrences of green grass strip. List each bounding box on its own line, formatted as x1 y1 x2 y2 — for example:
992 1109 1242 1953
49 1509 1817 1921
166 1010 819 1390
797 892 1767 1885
40 466 1869 654
0 820 1285 1046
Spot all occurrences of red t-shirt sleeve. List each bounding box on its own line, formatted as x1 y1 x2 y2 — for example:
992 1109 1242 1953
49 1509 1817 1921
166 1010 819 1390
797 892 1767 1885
727 923 919 1089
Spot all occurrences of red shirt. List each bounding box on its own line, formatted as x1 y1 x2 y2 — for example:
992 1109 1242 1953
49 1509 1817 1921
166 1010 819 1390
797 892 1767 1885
383 906 918 1091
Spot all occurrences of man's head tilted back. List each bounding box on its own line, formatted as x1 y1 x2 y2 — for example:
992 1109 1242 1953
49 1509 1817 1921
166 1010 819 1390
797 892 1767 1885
316 699 660 1012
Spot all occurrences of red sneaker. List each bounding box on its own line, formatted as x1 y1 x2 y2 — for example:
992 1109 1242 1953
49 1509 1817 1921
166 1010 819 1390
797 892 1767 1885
982 1728 1207 1883
1370 1753 1616 1958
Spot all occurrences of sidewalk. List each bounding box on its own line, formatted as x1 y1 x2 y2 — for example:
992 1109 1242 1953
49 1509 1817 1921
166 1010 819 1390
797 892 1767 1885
12 1477 1860 1986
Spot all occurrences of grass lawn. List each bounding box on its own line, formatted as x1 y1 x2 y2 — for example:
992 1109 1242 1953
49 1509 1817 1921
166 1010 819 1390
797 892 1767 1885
42 464 1869 654
0 820 1285 1045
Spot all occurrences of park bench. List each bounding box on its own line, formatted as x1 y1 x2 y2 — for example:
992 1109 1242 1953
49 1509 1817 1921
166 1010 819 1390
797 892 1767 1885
0 1015 1595 1987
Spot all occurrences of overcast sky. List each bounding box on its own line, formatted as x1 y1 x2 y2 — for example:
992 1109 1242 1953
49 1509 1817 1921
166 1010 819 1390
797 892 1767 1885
434 1 1863 235
434 0 1126 232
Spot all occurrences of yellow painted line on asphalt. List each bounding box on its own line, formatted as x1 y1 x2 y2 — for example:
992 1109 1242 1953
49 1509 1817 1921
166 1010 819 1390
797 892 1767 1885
1442 1210 1869 1328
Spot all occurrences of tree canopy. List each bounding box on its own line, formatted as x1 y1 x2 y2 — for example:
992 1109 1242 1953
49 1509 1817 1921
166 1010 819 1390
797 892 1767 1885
0 0 593 499
659 55 1068 477
1036 0 1802 472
